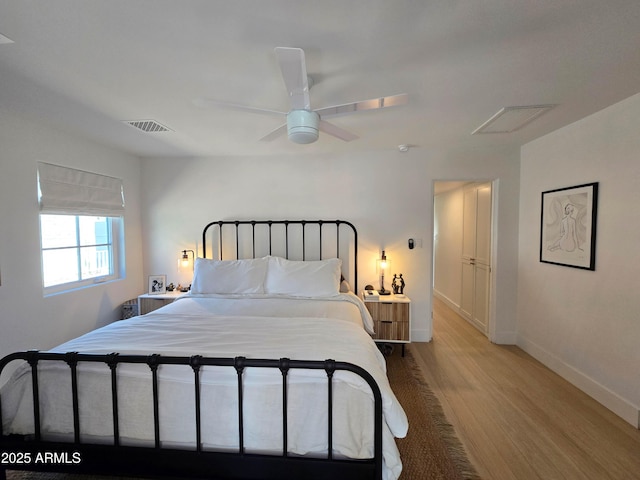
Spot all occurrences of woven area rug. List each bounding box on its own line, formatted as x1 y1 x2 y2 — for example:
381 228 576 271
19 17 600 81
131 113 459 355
6 348 480 480
386 348 481 480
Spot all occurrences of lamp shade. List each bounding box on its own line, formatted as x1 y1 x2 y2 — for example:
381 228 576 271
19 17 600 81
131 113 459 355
376 250 390 272
178 249 195 272
376 250 391 295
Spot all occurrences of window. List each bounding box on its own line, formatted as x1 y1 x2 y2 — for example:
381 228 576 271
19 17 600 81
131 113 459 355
37 162 125 294
40 214 121 291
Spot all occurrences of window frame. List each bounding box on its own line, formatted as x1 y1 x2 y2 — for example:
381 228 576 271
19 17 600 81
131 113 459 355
40 213 124 295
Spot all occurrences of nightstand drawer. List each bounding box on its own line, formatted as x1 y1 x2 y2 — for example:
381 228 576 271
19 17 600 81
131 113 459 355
367 302 409 322
368 302 410 342
138 292 187 315
372 318 410 342
139 297 175 315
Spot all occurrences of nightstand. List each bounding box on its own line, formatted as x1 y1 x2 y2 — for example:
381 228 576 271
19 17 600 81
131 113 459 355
138 291 187 315
362 293 411 356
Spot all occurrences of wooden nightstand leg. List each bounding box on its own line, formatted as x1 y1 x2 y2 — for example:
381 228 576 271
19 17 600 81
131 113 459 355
402 344 405 357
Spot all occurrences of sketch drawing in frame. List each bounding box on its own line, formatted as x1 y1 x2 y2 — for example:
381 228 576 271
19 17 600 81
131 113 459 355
148 275 167 294
540 182 598 270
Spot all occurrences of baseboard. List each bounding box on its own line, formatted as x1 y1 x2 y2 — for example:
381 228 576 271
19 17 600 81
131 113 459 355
491 331 518 344
411 329 430 342
432 289 459 312
433 290 517 345
518 335 640 429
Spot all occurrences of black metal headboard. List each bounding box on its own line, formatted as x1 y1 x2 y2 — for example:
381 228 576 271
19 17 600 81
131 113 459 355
202 220 358 291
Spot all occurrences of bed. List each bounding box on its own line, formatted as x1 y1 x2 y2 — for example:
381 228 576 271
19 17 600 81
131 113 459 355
0 220 408 480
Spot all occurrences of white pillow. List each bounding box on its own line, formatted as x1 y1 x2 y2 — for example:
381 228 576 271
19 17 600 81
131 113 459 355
264 256 342 297
191 257 268 294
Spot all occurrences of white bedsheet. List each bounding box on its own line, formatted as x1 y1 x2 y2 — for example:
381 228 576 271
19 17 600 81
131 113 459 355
1 293 408 480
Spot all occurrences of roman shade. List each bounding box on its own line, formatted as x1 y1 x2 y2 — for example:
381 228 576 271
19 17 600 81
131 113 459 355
38 162 125 216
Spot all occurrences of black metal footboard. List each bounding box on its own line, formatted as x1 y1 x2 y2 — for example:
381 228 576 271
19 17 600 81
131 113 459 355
0 351 383 480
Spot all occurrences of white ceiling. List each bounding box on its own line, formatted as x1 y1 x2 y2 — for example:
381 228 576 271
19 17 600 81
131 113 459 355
1 0 639 158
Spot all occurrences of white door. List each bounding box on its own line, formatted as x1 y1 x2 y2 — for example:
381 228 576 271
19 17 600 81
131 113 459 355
460 183 492 335
475 185 492 267
473 261 491 332
460 259 475 319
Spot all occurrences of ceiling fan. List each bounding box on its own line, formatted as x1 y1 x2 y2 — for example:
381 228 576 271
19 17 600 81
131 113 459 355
195 47 408 144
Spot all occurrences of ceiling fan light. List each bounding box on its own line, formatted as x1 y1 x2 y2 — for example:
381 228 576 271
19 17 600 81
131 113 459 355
287 110 319 144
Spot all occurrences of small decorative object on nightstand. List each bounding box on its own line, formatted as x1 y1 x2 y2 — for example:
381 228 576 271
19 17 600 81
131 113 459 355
138 291 187 315
362 292 411 356
148 274 167 295
392 274 405 295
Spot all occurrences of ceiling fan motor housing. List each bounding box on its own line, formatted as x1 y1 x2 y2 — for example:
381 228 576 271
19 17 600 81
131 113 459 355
287 110 319 144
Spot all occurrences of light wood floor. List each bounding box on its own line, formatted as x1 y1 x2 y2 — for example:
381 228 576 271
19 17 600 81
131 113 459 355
410 297 640 480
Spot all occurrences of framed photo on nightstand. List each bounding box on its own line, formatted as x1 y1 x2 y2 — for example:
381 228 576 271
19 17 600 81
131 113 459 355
148 275 166 294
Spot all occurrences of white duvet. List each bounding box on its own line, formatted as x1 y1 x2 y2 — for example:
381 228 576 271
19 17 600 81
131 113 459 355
1 293 408 480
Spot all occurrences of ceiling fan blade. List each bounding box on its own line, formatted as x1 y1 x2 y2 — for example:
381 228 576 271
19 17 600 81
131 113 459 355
318 120 358 142
193 98 286 117
315 93 408 119
275 47 311 111
259 124 288 142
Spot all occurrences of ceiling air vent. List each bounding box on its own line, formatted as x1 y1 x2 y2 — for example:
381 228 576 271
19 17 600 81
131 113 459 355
124 119 172 133
472 105 555 135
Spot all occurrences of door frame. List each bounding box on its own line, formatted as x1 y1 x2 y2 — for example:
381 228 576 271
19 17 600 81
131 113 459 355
431 179 499 342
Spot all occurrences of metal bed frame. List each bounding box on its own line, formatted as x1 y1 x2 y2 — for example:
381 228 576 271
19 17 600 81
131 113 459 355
0 220 384 480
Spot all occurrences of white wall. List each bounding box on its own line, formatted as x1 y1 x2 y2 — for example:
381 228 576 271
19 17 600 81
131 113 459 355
518 93 640 427
0 108 144 363
140 145 521 343
433 188 464 307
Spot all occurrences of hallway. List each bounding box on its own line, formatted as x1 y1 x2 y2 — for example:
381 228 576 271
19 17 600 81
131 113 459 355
409 298 640 479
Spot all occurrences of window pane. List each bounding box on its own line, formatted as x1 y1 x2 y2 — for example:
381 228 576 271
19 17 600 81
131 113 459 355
79 216 110 246
80 245 112 279
40 213 120 292
42 248 79 287
41 215 77 249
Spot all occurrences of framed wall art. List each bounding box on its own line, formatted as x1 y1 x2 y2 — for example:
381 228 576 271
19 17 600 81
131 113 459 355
540 182 598 270
148 274 167 294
